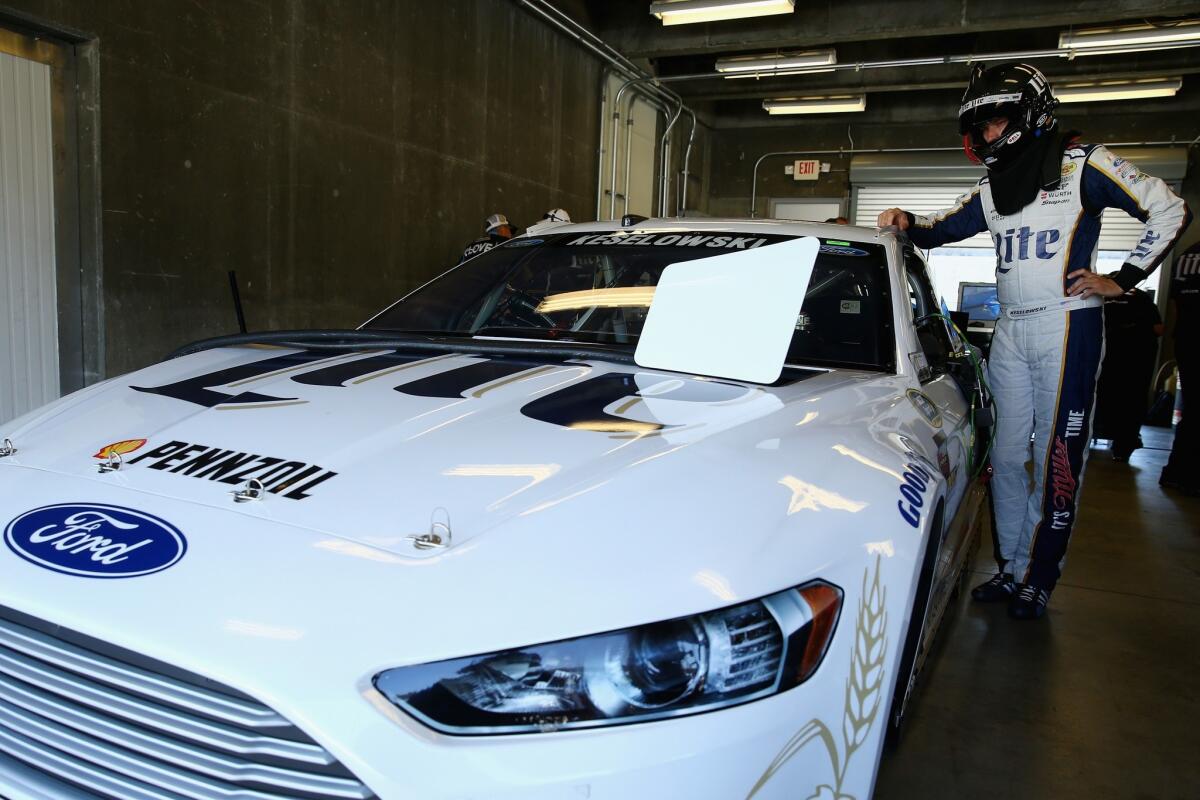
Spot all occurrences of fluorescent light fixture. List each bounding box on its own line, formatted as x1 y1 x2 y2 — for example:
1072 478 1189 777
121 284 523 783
650 0 795 26
1059 20 1200 53
1055 77 1182 103
716 49 837 79
763 95 866 114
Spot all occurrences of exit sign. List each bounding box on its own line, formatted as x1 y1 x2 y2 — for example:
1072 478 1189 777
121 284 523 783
793 159 820 181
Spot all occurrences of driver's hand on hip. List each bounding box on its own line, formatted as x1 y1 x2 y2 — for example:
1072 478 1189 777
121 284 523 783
877 208 910 230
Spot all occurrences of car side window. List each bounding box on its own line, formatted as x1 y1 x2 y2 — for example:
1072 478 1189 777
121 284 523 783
904 250 955 376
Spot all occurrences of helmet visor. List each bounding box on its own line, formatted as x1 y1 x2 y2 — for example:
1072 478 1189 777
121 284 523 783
966 115 1017 149
958 92 1023 135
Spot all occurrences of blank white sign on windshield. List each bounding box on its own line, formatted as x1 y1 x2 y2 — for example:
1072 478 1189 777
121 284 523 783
634 236 819 384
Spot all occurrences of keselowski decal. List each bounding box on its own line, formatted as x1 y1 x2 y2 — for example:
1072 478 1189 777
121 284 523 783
94 439 147 459
564 233 770 249
5 503 186 578
127 441 337 500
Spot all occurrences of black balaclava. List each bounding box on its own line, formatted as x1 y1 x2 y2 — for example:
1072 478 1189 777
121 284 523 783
988 129 1073 216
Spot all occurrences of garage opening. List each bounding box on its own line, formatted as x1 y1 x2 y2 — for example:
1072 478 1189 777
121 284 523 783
0 42 57 424
0 20 100 425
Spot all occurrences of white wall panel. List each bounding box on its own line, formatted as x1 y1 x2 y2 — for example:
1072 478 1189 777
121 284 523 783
0 51 59 425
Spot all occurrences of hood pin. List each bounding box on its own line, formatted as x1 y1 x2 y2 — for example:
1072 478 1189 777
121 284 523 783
0 439 15 457
97 451 123 474
408 508 452 551
231 478 265 503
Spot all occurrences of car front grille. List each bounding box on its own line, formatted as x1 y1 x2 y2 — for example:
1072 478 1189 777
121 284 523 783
0 607 374 800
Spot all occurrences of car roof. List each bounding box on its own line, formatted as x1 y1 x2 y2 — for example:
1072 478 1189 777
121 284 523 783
518 217 893 247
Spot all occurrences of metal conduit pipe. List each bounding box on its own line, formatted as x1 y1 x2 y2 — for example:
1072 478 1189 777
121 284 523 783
679 108 697 216
595 68 611 218
659 100 683 217
518 0 648 86
750 147 949 217
748 140 1197 218
516 1 635 83
611 78 669 218
517 0 682 220
514 0 697 220
623 95 670 216
611 77 693 218
651 39 1200 84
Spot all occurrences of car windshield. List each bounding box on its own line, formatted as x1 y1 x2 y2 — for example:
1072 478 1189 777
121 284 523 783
365 230 895 371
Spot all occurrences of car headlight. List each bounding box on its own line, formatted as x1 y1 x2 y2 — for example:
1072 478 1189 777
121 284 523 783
373 581 842 735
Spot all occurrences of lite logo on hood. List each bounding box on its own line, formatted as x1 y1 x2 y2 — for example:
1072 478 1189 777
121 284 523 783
4 504 187 578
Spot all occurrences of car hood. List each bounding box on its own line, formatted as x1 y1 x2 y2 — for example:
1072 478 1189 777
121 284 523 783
0 346 918 662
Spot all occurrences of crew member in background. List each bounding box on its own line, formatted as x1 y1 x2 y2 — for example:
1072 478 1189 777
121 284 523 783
1095 287 1162 461
1161 240 1200 495
524 208 572 236
878 63 1191 619
460 213 515 263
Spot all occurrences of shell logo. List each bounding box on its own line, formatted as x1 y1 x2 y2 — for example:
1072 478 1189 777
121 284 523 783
93 439 147 459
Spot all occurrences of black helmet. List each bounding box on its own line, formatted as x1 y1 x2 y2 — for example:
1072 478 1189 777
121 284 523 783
958 63 1059 171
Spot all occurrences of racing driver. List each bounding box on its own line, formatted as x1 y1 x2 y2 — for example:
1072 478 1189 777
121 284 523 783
878 63 1191 619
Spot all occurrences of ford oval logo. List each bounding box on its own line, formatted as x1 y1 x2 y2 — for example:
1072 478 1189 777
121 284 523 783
4 504 186 579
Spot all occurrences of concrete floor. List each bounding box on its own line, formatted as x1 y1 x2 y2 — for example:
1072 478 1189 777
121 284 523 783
875 426 1200 800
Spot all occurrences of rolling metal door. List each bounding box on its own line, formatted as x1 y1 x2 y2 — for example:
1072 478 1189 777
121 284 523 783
853 185 994 248
0 50 58 425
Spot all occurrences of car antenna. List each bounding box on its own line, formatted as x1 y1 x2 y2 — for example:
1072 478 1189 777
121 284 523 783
228 270 248 334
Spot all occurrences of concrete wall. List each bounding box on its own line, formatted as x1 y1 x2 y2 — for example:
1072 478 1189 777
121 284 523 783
0 0 602 376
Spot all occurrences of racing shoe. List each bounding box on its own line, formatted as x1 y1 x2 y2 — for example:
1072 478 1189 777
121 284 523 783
1008 584 1051 620
970 572 1015 603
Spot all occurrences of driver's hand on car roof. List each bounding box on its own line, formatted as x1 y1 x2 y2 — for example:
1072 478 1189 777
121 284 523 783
877 208 910 230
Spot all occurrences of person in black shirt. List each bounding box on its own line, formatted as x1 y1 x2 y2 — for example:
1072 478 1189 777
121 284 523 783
460 213 515 263
1161 240 1200 494
1095 288 1162 460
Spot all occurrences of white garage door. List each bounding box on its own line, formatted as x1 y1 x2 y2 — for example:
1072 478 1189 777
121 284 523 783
0 50 59 425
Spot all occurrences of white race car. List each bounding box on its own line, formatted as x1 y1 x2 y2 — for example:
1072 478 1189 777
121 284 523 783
0 219 992 800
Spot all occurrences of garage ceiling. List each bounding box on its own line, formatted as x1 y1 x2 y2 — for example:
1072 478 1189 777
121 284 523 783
558 0 1200 127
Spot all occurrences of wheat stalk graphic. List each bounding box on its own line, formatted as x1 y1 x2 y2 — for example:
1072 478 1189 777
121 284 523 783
841 558 888 778
746 556 888 800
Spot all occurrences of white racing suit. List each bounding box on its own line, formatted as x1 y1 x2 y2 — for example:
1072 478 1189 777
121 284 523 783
907 143 1191 589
